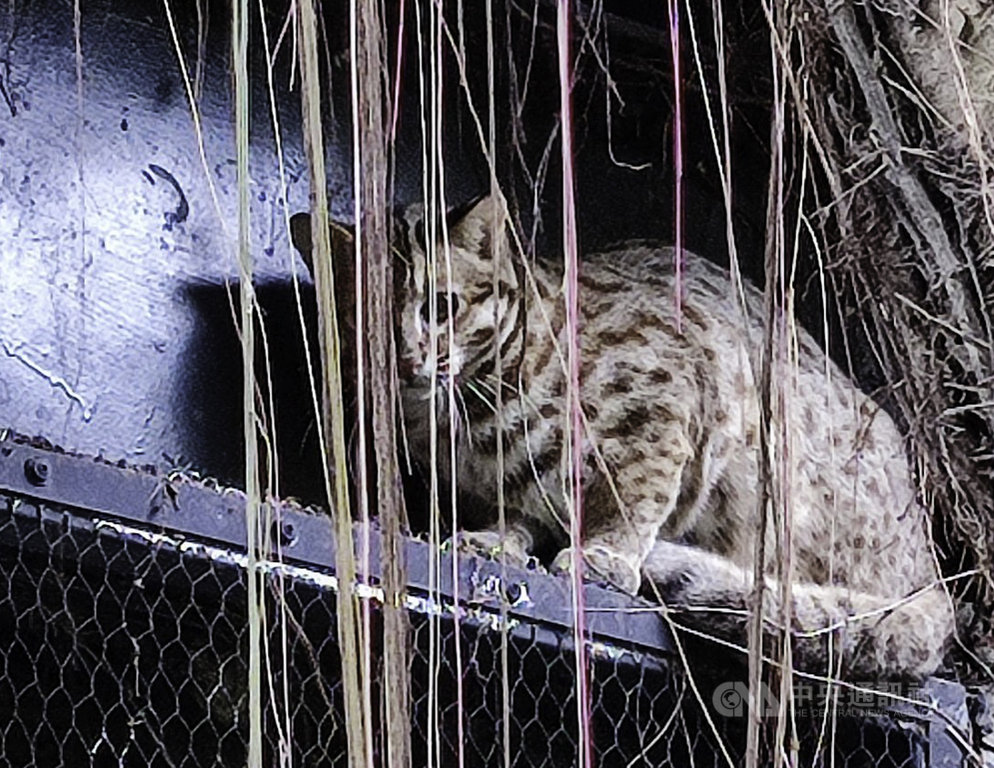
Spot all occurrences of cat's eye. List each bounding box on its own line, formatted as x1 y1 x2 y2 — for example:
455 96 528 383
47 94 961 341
421 292 459 325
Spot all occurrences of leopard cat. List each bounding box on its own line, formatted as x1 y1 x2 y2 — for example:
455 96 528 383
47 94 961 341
293 193 954 680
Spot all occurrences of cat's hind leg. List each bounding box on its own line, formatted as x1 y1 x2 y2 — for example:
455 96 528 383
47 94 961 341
643 539 953 679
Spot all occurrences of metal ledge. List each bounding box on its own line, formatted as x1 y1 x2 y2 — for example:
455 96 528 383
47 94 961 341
0 434 671 656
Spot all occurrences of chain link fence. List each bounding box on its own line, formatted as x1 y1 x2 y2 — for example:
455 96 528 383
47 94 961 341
0 436 970 766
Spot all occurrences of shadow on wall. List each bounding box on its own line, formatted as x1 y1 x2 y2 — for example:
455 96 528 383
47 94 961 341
174 275 445 533
174 280 327 504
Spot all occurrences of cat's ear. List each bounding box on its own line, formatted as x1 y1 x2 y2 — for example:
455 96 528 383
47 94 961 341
447 192 509 260
289 212 315 274
289 212 355 277
329 221 356 263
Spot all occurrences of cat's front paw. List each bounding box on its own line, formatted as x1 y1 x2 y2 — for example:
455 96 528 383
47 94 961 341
451 529 531 566
551 544 642 595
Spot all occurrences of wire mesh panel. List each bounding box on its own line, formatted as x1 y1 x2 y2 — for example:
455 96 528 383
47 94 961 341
0 440 968 767
0 496 250 765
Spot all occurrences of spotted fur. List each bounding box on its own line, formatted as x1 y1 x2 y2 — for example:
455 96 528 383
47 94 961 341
384 193 953 679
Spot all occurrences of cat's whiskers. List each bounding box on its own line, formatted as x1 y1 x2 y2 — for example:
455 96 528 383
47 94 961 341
471 376 499 398
479 373 523 395
426 372 473 445
479 373 539 412
452 386 475 448
463 379 498 415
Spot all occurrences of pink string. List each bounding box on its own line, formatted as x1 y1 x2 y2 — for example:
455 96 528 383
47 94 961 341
557 4 593 767
669 0 684 333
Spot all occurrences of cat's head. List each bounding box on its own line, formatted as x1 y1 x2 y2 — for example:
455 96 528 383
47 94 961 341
289 193 520 392
394 192 519 392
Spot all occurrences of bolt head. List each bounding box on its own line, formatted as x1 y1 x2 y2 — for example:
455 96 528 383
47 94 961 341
271 518 297 545
282 521 296 540
25 458 50 486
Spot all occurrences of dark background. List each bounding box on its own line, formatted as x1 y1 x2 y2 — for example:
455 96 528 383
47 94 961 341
0 0 774 506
